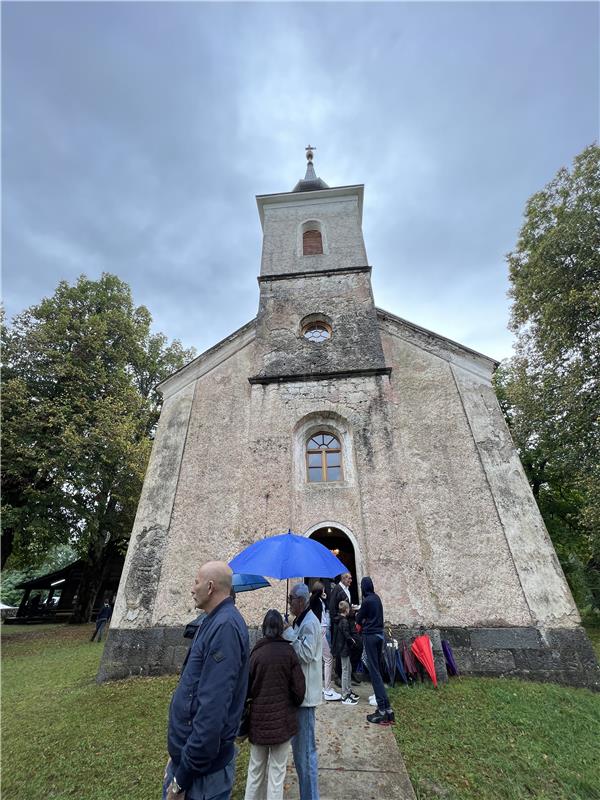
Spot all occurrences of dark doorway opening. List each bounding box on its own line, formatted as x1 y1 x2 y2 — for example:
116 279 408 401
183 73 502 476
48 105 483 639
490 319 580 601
306 526 359 605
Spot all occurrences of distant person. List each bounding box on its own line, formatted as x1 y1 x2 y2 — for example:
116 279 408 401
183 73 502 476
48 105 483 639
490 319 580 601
244 609 306 800
90 601 112 642
356 577 395 726
310 581 340 702
29 594 42 614
331 601 359 705
283 582 322 800
163 561 249 800
329 572 353 683
329 573 352 621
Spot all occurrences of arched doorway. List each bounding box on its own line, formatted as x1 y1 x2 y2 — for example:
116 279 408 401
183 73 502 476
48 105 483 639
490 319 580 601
306 525 360 605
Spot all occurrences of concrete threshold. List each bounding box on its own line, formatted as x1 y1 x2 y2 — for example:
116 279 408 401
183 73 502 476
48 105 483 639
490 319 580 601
284 683 416 800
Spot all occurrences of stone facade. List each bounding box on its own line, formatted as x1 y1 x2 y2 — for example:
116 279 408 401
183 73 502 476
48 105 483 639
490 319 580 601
99 161 599 690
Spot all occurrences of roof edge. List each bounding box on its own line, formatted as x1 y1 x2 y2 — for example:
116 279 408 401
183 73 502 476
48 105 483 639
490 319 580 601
157 318 257 399
376 307 500 373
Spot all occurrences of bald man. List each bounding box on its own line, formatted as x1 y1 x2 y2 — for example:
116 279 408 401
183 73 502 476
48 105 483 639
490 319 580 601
163 561 249 800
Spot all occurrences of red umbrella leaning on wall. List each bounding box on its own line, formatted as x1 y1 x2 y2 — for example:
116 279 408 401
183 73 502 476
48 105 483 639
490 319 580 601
411 634 438 688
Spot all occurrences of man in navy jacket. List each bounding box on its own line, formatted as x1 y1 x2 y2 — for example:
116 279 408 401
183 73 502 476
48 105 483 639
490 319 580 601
164 561 249 800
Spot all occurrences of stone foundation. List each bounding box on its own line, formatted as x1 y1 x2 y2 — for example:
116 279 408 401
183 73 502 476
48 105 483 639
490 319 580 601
96 627 190 682
97 624 600 690
435 625 599 690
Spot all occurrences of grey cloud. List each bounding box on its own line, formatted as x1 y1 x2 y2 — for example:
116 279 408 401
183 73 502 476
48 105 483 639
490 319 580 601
2 2 598 361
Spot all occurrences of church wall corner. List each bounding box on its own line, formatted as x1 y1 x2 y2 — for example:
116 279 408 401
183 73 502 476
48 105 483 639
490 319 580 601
450 364 580 629
108 382 195 632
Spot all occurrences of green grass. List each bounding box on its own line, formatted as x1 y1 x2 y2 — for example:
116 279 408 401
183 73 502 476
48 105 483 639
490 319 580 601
2 624 599 800
390 676 600 800
1 625 249 800
0 623 64 636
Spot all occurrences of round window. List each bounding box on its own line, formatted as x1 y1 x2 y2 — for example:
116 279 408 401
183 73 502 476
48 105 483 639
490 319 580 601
303 322 332 343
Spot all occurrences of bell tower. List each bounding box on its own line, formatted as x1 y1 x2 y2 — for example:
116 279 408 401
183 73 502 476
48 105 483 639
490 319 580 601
250 147 390 384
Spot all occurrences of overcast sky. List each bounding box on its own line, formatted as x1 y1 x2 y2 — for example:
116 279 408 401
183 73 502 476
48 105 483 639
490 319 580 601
3 1 598 362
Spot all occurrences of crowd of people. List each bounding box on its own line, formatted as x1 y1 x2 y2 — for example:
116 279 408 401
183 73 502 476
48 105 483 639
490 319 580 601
162 561 392 800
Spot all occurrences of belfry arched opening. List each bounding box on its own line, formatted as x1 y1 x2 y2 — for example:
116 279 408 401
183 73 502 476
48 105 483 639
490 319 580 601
307 526 359 605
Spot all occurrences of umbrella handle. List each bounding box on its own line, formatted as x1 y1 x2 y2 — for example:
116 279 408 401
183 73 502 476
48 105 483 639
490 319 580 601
286 578 289 621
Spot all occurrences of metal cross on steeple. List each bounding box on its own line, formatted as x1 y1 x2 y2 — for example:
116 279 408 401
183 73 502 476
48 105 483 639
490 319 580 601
292 145 328 192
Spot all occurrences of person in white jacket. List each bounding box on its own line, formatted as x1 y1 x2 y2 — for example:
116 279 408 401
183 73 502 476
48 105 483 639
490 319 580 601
283 582 322 800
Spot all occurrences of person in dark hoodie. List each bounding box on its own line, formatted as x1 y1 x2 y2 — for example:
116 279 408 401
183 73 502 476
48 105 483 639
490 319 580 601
244 609 306 800
355 577 395 726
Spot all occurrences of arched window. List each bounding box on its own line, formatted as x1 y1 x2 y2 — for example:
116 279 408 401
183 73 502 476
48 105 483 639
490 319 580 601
303 229 323 255
306 432 342 482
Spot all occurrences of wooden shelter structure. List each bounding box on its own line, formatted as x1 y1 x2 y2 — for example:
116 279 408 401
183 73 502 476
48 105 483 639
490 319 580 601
9 554 124 624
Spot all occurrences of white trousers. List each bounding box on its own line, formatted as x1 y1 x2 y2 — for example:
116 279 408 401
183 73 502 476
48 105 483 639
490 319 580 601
321 628 333 691
244 740 291 800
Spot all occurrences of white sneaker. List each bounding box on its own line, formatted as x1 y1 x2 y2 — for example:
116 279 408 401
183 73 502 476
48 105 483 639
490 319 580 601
323 689 342 701
369 694 377 706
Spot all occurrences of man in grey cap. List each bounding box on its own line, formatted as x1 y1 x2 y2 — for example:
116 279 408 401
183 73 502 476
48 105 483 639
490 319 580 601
283 582 322 800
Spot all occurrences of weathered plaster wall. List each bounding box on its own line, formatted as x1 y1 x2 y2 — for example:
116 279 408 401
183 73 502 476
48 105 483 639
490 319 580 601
110 316 579 636
260 194 367 276
111 382 195 630
451 366 579 628
254 270 385 378
132 319 576 632
374 328 533 627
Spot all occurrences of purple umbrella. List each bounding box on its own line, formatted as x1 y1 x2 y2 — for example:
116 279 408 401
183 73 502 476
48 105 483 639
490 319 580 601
442 639 460 677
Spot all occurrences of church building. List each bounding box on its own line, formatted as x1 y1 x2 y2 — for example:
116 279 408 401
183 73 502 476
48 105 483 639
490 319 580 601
99 149 598 689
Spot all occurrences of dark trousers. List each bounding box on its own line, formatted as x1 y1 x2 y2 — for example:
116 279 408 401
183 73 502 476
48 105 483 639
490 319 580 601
364 633 390 712
90 619 107 642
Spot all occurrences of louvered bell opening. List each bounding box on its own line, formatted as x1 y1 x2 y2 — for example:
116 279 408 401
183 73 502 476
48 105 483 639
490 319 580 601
303 229 323 255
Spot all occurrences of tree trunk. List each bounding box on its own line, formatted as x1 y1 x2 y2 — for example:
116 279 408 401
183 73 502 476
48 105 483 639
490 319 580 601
1 527 15 569
68 530 112 624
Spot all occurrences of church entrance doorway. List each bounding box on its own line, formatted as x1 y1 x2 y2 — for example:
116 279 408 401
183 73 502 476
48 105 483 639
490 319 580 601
306 526 359 605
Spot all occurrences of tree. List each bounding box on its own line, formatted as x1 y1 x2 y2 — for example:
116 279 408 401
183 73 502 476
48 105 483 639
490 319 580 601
497 143 600 616
1 274 195 621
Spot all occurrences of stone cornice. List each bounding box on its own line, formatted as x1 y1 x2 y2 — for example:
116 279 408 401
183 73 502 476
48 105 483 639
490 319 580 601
258 265 371 283
248 367 392 385
256 184 364 228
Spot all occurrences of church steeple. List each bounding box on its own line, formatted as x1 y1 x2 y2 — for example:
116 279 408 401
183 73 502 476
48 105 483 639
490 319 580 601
292 145 330 192
250 151 388 384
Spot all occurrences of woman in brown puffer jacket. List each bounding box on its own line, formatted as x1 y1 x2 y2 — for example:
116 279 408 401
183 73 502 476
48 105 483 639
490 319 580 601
244 609 306 800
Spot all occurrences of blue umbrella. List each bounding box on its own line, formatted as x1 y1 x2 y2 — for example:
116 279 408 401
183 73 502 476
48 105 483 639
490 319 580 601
229 529 347 617
232 573 271 593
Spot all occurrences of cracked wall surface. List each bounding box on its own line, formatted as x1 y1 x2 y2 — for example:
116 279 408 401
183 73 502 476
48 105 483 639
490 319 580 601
101 178 583 684
109 317 578 632
254 270 385 378
111 382 194 628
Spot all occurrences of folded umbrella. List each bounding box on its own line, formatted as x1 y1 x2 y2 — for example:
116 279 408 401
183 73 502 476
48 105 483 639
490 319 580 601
411 634 438 688
395 648 409 685
402 639 419 679
232 573 271 593
383 638 397 687
442 639 460 677
229 529 347 617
